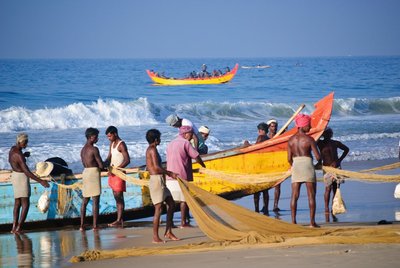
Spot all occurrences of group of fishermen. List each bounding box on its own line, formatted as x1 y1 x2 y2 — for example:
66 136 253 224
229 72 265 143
8 112 348 240
153 64 231 79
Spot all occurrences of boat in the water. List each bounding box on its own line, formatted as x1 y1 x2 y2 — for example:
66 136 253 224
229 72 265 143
0 92 334 232
241 65 271 69
146 64 239 85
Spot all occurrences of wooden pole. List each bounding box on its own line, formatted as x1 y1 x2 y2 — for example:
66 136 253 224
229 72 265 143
274 104 306 137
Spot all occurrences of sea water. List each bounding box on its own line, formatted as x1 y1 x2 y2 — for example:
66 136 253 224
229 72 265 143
1 57 399 171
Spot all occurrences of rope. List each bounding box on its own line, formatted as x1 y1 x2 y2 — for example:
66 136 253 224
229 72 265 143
322 166 400 182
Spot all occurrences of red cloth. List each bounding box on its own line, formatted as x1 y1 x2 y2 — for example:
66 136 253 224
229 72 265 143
295 114 311 128
108 174 126 192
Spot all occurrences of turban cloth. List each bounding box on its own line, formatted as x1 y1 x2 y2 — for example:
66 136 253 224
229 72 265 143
295 114 311 128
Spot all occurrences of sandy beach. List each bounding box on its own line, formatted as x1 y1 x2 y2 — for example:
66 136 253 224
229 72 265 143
65 221 400 268
1 159 399 268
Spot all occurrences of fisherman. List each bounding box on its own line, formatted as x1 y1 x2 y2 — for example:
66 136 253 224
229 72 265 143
267 119 282 212
317 127 349 222
8 133 50 234
165 114 201 150
253 123 270 215
287 114 321 228
80 128 104 231
145 129 180 243
105 126 130 227
198 126 210 155
166 126 206 227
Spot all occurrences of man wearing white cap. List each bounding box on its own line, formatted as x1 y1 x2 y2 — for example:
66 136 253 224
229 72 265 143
198 126 210 155
8 133 50 234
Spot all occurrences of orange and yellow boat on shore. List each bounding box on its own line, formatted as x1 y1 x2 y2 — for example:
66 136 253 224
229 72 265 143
146 63 239 85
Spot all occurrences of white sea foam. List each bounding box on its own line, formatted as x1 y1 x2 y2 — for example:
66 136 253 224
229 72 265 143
0 98 157 132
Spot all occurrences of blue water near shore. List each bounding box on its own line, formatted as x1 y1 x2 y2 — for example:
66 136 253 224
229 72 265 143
0 56 399 171
0 57 399 266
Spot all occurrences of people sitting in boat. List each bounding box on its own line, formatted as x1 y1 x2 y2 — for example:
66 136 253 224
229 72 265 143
188 71 198 79
212 70 222 77
199 64 211 78
224 66 231 74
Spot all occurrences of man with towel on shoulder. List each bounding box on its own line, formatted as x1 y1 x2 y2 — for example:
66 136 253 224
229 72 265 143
8 133 50 234
105 126 130 228
80 127 104 231
288 114 321 228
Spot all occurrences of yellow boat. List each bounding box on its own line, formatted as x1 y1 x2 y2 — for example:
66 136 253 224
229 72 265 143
191 92 334 198
146 64 239 85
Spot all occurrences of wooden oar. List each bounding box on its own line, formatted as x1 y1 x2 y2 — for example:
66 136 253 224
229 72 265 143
274 104 305 137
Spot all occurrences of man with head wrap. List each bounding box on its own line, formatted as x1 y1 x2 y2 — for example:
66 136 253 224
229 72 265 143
8 133 50 234
166 125 206 227
287 114 321 228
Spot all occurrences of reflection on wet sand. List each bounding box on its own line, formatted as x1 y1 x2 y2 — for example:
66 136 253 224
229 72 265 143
15 234 33 267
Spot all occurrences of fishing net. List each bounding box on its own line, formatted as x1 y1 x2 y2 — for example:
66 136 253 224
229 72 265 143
70 178 400 263
322 166 400 182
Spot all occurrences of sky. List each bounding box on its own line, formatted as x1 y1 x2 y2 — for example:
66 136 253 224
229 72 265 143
0 0 399 59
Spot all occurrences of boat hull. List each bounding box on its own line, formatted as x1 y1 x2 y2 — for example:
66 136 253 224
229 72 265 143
147 64 239 85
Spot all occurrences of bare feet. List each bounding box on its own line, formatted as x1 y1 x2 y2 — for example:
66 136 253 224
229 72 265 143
92 226 100 231
164 232 180 241
108 220 124 228
152 238 165 244
79 225 86 231
309 223 320 228
273 207 280 212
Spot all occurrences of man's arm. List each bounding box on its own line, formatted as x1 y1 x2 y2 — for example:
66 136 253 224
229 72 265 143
336 141 349 166
118 141 130 168
195 155 206 168
17 154 49 187
94 147 104 170
310 139 321 163
287 140 293 165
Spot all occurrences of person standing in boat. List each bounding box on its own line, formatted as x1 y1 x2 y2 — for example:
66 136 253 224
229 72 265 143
146 129 180 243
317 127 349 222
253 122 270 215
166 126 206 228
80 127 104 231
267 119 283 213
287 114 321 228
8 133 50 234
105 126 130 227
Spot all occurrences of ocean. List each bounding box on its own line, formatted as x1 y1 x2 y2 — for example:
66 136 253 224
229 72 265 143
1 57 400 267
1 56 399 172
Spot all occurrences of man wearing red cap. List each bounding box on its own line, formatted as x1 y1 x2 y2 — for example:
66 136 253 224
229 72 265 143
288 114 321 228
166 125 206 227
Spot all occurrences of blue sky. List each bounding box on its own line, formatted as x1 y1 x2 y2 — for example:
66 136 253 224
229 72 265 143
1 0 399 58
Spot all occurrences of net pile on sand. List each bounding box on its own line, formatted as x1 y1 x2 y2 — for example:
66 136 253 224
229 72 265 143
70 177 400 263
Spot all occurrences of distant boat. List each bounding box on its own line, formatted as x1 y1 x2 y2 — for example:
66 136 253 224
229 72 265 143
146 64 239 86
241 65 271 69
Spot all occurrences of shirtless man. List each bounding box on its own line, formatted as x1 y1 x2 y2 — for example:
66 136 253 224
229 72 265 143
287 114 321 228
146 129 180 243
267 119 283 213
317 128 349 220
9 133 50 234
80 128 104 231
105 126 130 227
